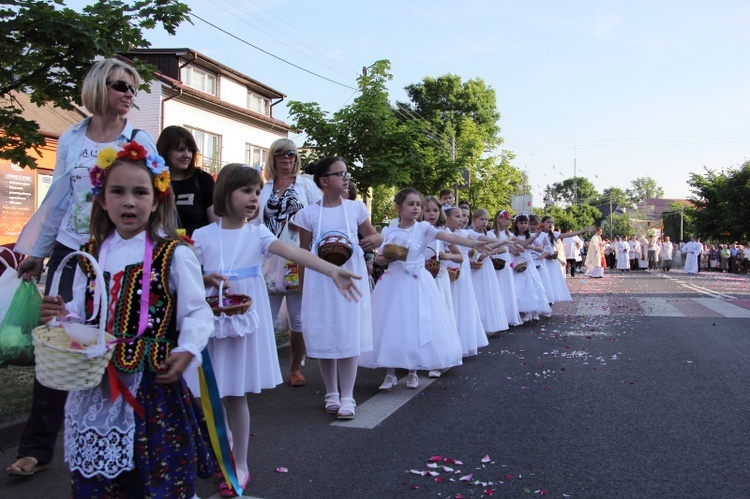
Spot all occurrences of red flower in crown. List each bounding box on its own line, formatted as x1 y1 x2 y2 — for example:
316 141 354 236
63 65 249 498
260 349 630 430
117 141 148 162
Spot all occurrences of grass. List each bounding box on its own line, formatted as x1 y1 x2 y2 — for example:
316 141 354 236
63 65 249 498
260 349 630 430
0 365 34 424
0 332 292 424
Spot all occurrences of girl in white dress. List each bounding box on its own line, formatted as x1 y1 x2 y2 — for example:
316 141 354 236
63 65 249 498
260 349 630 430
538 216 593 303
295 157 382 420
490 210 523 326
467 208 510 335
359 189 489 390
528 215 553 306
444 205 487 357
187 164 361 494
511 214 551 321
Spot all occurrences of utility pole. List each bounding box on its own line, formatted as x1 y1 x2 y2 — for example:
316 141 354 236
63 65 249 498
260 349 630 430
609 193 614 240
680 205 684 241
573 148 577 206
452 136 458 203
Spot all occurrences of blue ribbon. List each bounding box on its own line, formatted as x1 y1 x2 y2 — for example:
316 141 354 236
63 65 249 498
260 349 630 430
204 265 262 280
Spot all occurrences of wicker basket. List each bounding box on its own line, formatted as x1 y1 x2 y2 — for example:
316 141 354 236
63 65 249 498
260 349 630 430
424 247 440 278
32 251 116 391
208 281 252 317
512 260 528 273
317 231 353 266
447 267 461 282
469 260 483 270
382 244 408 261
491 257 506 270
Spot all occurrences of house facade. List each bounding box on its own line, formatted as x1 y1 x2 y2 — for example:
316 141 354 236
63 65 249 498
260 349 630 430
122 48 290 174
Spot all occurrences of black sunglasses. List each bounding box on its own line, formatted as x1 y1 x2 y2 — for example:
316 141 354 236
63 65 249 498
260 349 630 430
273 150 297 158
107 80 137 95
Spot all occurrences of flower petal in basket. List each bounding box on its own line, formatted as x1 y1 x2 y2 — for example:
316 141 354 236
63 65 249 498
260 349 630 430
207 294 253 317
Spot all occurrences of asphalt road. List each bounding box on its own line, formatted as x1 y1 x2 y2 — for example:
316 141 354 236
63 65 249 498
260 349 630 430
2 268 749 498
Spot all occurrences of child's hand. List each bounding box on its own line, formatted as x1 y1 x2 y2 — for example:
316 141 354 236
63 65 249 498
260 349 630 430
203 273 228 290
40 295 67 324
359 233 382 252
438 251 451 261
155 351 194 384
331 268 362 302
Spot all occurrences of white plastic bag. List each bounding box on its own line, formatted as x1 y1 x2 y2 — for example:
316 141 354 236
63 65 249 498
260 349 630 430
0 270 23 325
264 222 301 295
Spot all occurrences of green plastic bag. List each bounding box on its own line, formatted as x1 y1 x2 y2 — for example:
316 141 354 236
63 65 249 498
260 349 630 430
0 281 42 367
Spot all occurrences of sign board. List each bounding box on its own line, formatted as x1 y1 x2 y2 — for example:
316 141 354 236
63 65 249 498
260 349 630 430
0 160 36 245
511 195 533 214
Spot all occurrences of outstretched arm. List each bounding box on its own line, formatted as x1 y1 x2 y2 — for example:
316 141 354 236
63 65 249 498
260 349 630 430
271 235 362 302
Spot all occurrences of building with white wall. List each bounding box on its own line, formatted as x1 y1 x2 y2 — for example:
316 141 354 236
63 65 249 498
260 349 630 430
121 48 290 174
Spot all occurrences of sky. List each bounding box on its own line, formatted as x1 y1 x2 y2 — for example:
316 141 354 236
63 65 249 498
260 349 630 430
84 0 750 206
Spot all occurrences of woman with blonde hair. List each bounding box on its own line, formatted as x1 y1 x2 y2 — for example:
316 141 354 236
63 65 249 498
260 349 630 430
257 138 321 386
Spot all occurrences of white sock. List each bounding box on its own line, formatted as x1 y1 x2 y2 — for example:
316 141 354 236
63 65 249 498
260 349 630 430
223 395 250 483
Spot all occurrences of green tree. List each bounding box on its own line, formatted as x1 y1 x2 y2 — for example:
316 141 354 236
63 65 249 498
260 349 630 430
627 176 664 205
544 204 601 232
661 202 693 242
288 60 424 197
687 161 750 241
599 187 632 209
545 177 599 206
0 0 191 169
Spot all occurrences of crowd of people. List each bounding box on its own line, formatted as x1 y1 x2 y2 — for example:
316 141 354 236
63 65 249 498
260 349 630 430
4 57 741 498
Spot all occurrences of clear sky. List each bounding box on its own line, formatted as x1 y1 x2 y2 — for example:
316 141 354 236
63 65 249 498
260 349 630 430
123 0 749 205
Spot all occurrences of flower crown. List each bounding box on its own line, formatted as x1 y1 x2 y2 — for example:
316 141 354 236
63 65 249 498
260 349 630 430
90 141 170 200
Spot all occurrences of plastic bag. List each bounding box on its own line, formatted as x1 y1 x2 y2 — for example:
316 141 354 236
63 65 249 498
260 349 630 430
264 222 301 295
0 269 22 325
0 280 42 367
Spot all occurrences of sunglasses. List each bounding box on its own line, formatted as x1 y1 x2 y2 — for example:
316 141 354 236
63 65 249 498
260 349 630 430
107 80 137 95
322 171 351 180
273 150 297 158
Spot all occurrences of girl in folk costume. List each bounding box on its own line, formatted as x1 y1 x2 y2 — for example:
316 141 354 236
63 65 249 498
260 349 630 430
511 214 551 321
467 208 510 335
490 210 523 326
39 143 215 497
527 214 554 305
359 189 489 390
442 205 487 359
185 164 361 495
295 157 382 420
538 216 593 303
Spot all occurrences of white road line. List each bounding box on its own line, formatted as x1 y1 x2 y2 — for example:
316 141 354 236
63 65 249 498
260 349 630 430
576 296 611 315
637 298 684 317
680 283 734 300
694 297 750 318
331 375 436 429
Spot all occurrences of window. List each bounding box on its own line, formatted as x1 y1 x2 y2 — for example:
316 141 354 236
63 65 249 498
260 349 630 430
181 65 217 95
245 143 268 170
247 92 270 116
186 127 222 175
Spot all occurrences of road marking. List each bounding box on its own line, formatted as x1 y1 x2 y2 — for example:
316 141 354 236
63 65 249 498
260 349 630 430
693 298 750 318
637 298 683 317
680 283 734 300
576 297 610 315
331 375 436 429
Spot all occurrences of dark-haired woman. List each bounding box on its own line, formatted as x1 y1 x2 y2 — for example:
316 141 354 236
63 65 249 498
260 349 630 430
258 139 321 386
156 125 218 236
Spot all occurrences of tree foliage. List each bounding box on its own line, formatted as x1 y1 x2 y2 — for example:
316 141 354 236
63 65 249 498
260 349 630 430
627 176 664 205
0 0 191 169
543 204 602 232
544 177 599 206
662 201 693 243
687 161 750 241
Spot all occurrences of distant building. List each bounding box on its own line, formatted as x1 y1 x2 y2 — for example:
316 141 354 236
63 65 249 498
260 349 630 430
121 48 290 174
636 198 691 219
0 92 87 245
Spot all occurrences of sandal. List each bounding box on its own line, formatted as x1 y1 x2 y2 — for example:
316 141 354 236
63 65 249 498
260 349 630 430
289 373 306 387
379 374 397 390
406 372 419 389
324 392 340 413
5 456 50 476
337 397 356 420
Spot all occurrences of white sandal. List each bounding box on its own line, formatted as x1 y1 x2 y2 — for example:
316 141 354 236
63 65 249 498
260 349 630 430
379 374 397 390
406 372 419 389
324 392 340 413
337 397 356 419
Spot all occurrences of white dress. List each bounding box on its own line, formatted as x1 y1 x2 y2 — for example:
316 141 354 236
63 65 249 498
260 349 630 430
684 242 700 273
359 221 463 370
424 235 456 324
185 222 283 396
512 234 552 316
466 229 508 334
541 232 572 302
616 242 630 269
490 229 522 326
446 230 487 356
530 232 554 303
294 199 373 358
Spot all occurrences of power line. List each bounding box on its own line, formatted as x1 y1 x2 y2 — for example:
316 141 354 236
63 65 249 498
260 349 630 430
191 12 358 90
